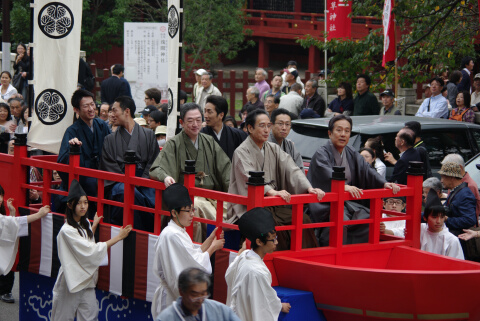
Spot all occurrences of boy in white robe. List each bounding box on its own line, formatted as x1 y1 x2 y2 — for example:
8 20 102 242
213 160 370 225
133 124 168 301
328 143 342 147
51 179 132 320
380 196 406 238
151 183 225 319
225 207 291 321
420 189 464 260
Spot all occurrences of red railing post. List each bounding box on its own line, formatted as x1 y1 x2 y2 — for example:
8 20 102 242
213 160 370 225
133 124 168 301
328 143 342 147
369 197 383 244
329 167 347 262
42 168 52 207
405 161 424 249
290 203 303 251
123 151 136 227
217 70 224 95
68 144 81 186
12 134 28 208
229 70 236 117
246 171 266 210
242 70 249 106
183 160 197 239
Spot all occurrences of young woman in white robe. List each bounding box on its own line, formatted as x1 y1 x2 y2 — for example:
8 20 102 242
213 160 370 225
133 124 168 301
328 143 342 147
51 180 132 321
151 183 225 319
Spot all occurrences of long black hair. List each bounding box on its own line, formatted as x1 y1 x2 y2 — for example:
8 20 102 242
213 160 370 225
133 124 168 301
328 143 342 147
0 184 5 215
65 196 93 239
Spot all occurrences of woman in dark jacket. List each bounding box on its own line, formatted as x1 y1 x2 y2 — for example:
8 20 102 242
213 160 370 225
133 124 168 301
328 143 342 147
13 43 30 99
326 82 354 117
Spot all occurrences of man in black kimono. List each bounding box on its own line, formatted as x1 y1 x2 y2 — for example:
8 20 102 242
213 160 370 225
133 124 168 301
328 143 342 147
307 115 399 246
99 96 159 231
200 95 247 160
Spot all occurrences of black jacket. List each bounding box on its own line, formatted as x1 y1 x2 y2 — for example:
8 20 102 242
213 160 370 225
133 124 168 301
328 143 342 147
301 92 326 117
201 125 247 160
389 147 421 185
101 76 130 104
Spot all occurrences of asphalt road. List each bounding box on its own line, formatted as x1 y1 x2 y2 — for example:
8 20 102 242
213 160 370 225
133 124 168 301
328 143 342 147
0 272 19 321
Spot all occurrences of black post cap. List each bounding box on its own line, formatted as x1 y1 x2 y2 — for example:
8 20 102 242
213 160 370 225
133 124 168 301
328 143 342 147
69 144 81 155
332 166 346 180
124 150 137 164
247 171 266 186
184 160 197 174
406 161 424 176
13 133 27 146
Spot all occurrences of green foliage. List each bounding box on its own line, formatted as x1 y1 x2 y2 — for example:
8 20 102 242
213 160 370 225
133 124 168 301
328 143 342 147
300 0 479 89
9 0 31 47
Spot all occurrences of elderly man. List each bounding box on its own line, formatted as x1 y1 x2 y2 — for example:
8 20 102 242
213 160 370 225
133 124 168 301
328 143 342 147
226 208 290 321
415 77 449 118
7 98 26 133
156 268 239 321
442 154 480 224
379 89 401 115
439 161 477 237
99 102 110 123
299 79 326 118
264 94 278 117
254 68 270 102
307 115 399 246
150 103 231 242
196 73 222 110
353 74 380 116
227 109 325 250
279 83 303 117
388 127 421 185
423 177 448 205
201 95 247 160
245 86 264 109
268 108 303 171
192 69 207 103
99 96 159 231
262 74 285 101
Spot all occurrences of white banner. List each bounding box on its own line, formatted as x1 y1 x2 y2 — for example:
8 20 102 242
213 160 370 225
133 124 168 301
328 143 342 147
28 0 83 154
124 23 169 112
166 0 181 139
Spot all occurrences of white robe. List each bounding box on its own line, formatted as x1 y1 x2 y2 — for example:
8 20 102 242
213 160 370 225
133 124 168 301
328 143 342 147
0 215 28 275
420 224 464 260
225 250 282 321
51 222 108 320
151 220 212 319
382 214 405 238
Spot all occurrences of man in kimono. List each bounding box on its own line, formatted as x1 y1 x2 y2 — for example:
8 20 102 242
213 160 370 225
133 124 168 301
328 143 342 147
150 103 231 241
99 96 159 231
307 115 399 246
268 108 303 171
225 208 290 321
201 95 247 160
227 109 324 250
57 89 111 203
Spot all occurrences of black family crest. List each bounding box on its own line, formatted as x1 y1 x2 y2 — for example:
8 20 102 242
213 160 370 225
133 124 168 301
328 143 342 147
167 5 179 39
35 89 67 125
167 88 174 116
38 2 74 39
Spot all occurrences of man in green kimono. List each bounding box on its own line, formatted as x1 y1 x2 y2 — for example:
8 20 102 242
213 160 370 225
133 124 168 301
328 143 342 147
150 103 231 241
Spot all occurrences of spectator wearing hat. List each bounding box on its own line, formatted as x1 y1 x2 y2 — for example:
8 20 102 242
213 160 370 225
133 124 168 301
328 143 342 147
196 72 222 110
299 79 326 118
192 69 207 103
134 117 148 128
279 83 304 117
353 74 380 116
141 105 156 123
155 125 167 147
282 68 304 95
446 70 462 108
379 89 401 115
457 56 474 92
144 88 162 107
225 208 290 321
380 196 406 238
470 73 480 111
262 74 284 101
439 161 477 236
421 189 464 259
415 77 449 118
424 84 431 99
148 109 167 131
254 68 270 102
281 60 299 84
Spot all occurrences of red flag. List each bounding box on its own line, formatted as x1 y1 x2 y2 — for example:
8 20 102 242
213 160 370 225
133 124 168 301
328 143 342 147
382 0 396 67
327 0 352 40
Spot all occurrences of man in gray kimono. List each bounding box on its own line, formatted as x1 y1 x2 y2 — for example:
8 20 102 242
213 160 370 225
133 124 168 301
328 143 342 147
307 114 399 246
150 103 231 241
99 96 159 231
268 108 303 171
227 109 325 250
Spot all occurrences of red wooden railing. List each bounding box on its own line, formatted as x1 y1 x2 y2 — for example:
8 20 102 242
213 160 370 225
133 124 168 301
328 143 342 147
0 135 424 258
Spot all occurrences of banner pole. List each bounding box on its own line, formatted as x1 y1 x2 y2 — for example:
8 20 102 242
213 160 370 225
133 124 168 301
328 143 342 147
324 0 328 102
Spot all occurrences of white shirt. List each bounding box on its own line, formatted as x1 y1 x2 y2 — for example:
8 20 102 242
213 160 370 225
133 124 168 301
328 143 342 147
374 158 386 178
0 215 28 275
420 223 464 260
415 94 449 119
382 214 405 237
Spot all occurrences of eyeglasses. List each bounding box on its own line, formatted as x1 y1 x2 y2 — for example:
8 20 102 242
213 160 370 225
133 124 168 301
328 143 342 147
385 200 404 206
257 123 273 129
179 208 197 214
265 235 278 243
275 122 291 128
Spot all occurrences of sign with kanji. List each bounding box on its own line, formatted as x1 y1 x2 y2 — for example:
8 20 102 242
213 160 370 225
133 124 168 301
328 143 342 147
326 0 352 40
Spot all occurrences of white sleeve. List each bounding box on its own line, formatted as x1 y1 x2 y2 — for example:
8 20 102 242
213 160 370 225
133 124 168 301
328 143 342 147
16 216 29 237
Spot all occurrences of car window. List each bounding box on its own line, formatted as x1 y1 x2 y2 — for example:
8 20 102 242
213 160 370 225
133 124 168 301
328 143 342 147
470 129 480 153
422 129 474 169
465 153 480 188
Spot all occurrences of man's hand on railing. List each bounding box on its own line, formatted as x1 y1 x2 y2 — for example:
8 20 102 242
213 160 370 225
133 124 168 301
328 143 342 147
345 185 363 198
307 187 325 201
164 176 176 187
266 189 291 202
384 182 400 194
68 137 83 146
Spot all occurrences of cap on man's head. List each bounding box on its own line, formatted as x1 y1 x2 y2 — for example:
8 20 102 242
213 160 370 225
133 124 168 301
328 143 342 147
155 125 167 135
287 60 297 67
438 161 463 179
67 179 87 202
141 106 155 115
474 73 480 80
195 69 207 76
284 68 299 79
380 89 394 97
163 183 193 211
238 207 276 243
